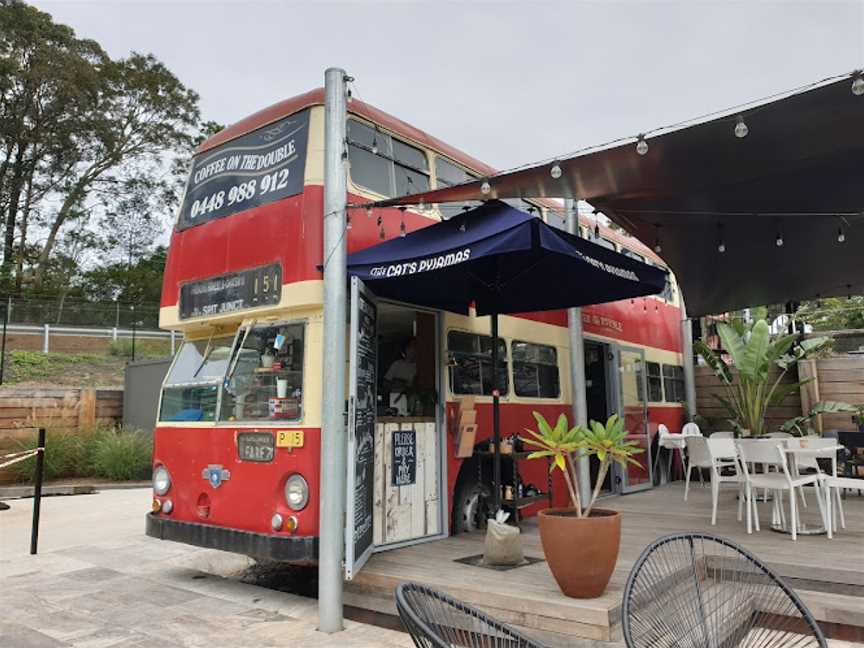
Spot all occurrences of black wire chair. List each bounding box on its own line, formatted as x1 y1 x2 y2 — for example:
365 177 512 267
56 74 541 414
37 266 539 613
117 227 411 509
395 582 548 648
622 532 827 648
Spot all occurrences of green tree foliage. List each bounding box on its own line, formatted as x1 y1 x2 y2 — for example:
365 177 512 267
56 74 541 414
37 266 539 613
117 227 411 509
0 1 218 306
797 297 864 331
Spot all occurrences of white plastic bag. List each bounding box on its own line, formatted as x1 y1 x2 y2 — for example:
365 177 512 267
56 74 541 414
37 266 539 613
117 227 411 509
483 510 524 566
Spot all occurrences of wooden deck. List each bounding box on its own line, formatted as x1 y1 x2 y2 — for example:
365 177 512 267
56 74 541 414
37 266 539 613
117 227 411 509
345 483 864 646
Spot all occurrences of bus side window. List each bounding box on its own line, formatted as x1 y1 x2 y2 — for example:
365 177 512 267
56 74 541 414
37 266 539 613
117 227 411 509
434 157 479 220
662 364 685 402
447 331 508 396
347 119 430 199
512 341 560 398
645 361 663 402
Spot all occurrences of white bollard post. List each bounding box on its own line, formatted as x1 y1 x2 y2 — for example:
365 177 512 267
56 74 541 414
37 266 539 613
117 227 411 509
42 324 49 353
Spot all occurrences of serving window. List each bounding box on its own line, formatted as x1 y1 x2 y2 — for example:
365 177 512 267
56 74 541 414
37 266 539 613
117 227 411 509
447 331 508 396
159 336 234 422
512 341 560 398
220 322 305 422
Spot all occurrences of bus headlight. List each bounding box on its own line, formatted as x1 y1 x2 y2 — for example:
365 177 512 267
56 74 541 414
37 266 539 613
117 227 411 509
153 465 171 496
284 474 309 511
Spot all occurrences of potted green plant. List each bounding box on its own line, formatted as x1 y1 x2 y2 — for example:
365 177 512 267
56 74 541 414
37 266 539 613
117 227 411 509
523 412 642 598
853 409 864 434
694 309 834 437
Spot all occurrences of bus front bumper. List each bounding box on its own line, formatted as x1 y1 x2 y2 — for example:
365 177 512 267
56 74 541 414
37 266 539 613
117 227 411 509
146 514 318 563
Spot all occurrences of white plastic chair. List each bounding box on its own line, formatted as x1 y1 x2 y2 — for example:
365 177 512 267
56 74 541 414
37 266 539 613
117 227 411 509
681 422 701 437
709 431 734 439
787 437 841 512
822 475 860 538
652 424 681 482
736 439 825 541
684 437 743 525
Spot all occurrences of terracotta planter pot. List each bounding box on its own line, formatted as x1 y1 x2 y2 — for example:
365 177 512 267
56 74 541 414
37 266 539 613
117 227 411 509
538 507 621 598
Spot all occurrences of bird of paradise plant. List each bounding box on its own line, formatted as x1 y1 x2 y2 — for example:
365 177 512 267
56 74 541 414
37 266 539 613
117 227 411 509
523 412 643 518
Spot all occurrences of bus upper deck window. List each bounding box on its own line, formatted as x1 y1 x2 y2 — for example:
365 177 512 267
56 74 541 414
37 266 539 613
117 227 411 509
159 337 234 423
435 158 477 219
220 322 305 423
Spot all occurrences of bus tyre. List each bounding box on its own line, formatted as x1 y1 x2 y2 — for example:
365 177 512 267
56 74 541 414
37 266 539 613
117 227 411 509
453 479 492 534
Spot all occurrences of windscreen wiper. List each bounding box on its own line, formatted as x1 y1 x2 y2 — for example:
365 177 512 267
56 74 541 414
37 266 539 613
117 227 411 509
225 323 255 383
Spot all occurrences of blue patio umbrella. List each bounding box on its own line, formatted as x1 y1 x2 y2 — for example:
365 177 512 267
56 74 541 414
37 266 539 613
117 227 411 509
347 200 668 514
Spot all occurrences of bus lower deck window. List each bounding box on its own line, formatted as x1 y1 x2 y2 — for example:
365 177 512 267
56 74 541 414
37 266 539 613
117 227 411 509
220 322 305 422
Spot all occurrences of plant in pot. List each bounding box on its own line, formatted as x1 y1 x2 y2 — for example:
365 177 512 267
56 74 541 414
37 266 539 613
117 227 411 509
693 308 836 437
853 408 864 434
523 412 642 598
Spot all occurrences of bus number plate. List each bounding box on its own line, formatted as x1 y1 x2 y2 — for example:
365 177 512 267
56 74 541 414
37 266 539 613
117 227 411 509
276 430 304 449
237 432 275 462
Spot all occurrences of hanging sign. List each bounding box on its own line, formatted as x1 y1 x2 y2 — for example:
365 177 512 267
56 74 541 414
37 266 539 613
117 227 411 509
179 263 281 319
178 109 310 229
392 429 417 487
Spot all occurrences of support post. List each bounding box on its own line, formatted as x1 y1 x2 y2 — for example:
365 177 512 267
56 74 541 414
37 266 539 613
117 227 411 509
30 427 45 555
318 66 349 634
491 312 501 513
565 199 591 504
170 330 177 355
680 289 697 421
42 323 49 353
0 299 7 385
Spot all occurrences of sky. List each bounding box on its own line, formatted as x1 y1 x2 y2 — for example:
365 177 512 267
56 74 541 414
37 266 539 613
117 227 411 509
37 0 864 175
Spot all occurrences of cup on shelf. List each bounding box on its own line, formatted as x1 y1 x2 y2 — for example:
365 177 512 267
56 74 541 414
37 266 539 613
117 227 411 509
277 378 288 398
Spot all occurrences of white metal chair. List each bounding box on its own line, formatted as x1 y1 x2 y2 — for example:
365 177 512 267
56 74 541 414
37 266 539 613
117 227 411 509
736 439 825 541
709 431 734 439
653 424 682 483
785 437 839 508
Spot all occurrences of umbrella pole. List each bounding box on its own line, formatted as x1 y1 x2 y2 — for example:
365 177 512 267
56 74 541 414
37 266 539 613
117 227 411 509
491 311 501 514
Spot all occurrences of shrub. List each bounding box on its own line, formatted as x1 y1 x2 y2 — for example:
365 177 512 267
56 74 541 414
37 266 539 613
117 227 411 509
89 428 153 481
109 339 171 359
7 428 89 482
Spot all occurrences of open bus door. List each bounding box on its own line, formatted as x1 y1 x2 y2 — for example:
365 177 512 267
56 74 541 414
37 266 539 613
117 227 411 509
345 276 378 580
613 345 653 493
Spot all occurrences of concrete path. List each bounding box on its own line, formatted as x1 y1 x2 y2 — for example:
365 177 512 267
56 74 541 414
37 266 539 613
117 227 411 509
0 489 411 647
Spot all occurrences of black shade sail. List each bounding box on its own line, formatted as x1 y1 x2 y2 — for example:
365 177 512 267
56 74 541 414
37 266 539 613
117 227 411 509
364 72 864 317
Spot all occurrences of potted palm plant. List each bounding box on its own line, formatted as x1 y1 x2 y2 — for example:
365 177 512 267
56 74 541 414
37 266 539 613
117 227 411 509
524 412 642 598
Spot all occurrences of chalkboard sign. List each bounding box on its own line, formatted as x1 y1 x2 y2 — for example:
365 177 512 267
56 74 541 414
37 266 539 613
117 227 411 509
392 429 417 487
179 263 281 320
346 279 377 578
178 109 310 230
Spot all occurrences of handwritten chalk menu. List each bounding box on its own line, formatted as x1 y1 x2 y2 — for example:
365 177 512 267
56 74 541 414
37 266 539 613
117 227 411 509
392 429 417 487
178 109 310 229
351 290 377 562
179 263 281 320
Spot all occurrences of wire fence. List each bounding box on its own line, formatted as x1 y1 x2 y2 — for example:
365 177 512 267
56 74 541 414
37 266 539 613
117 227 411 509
0 297 161 329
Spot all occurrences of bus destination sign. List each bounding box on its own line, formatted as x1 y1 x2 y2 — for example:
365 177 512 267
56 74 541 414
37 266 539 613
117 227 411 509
179 263 282 320
178 109 310 229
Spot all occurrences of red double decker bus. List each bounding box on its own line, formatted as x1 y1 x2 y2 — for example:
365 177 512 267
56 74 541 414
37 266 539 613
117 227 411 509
146 88 685 568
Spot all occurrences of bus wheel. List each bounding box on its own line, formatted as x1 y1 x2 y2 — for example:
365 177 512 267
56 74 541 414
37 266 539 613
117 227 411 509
453 479 492 534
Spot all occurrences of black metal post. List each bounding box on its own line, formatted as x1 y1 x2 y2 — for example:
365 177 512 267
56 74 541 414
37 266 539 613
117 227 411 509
30 427 45 555
491 312 501 514
0 300 7 386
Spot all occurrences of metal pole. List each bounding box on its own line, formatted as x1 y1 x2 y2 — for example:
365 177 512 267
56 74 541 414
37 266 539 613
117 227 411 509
42 323 49 353
0 301 7 385
565 199 591 504
491 312 501 513
679 289 697 420
131 321 137 362
318 66 349 634
30 427 45 555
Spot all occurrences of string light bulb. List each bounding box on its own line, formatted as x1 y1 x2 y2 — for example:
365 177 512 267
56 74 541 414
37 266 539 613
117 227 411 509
775 232 784 247
346 214 352 230
379 224 385 240
399 206 407 238
371 131 379 155
837 222 846 243
594 222 600 238
717 223 726 253
734 115 749 139
852 73 864 96
636 135 648 156
480 180 492 195
458 221 467 233
550 162 562 179
366 206 373 218
654 225 662 253
346 88 353 103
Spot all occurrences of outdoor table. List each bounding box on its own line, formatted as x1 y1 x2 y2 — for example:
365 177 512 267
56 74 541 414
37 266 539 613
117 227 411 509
656 433 686 482
769 444 843 536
